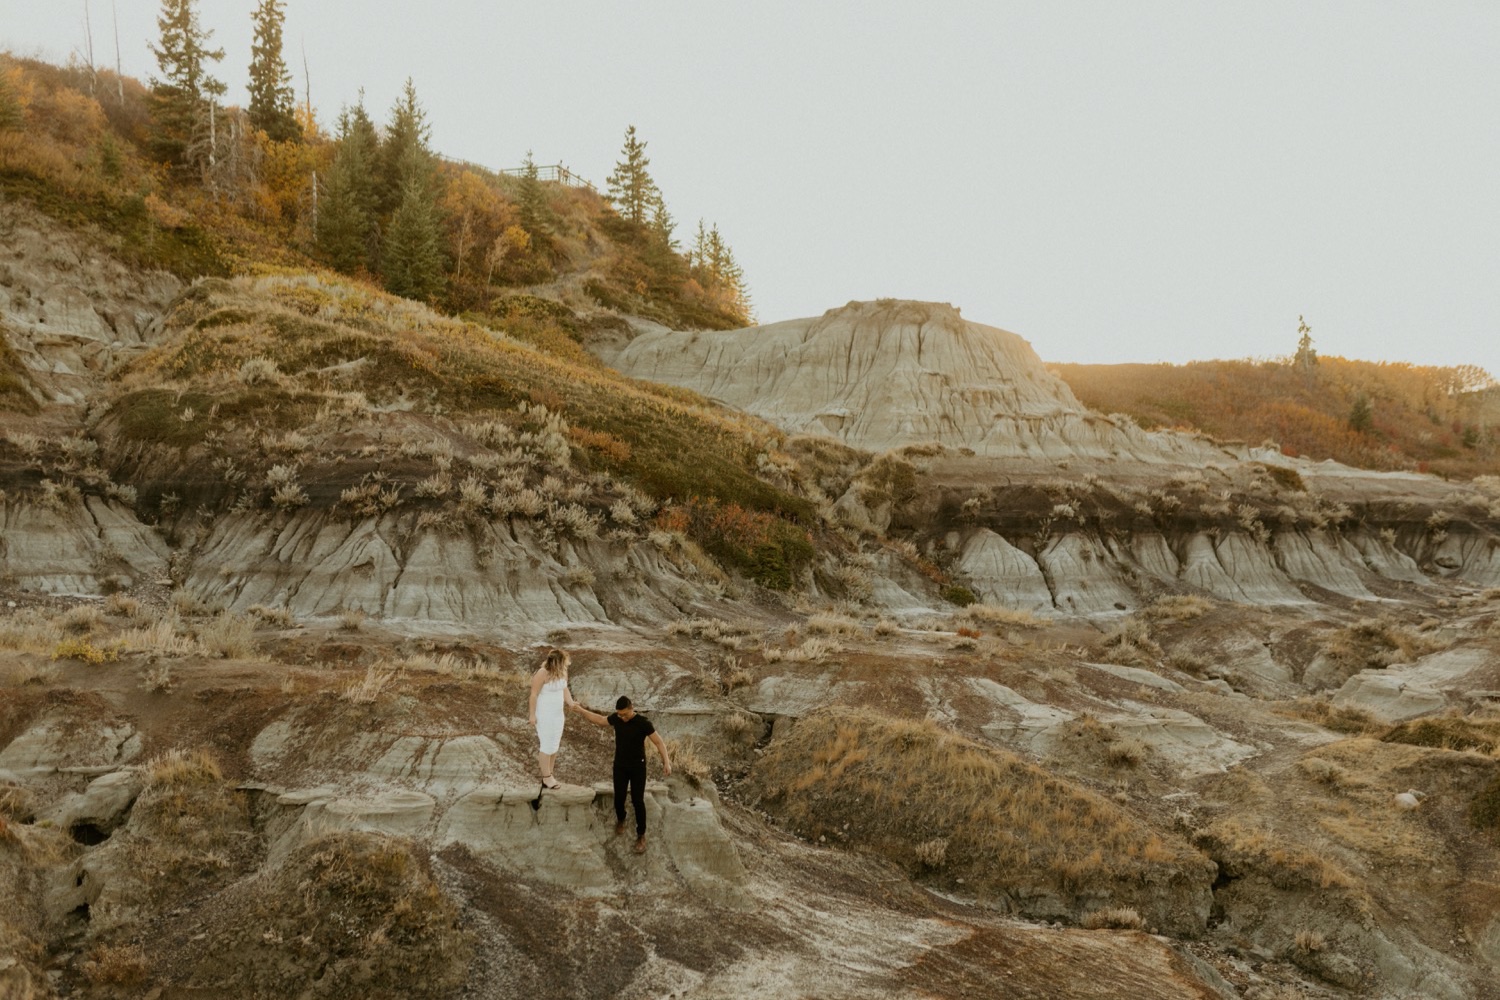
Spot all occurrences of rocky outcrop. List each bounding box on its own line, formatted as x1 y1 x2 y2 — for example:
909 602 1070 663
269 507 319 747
944 525 1500 615
0 495 168 595
180 509 723 630
607 299 1227 462
0 202 180 405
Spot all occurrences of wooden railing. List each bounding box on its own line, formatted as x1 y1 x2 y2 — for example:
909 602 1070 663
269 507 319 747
436 153 597 193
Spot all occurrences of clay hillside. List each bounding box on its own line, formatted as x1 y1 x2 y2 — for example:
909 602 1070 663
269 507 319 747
4 49 1500 1000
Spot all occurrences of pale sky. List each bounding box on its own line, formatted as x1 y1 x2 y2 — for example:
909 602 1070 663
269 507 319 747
5 2 1498 377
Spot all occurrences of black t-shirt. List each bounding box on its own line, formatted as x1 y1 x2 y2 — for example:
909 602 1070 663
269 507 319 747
608 712 655 766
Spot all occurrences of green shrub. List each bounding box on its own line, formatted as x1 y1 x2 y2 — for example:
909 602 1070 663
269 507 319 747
942 585 977 607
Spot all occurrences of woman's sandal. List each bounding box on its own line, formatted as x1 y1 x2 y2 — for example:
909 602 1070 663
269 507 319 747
541 776 561 790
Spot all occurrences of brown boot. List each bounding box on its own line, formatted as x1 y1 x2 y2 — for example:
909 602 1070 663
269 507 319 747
614 820 626 836
633 835 647 854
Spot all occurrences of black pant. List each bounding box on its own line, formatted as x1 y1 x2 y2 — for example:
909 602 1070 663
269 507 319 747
613 760 647 836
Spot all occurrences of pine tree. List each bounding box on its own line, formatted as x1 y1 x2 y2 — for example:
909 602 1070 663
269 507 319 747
148 0 225 169
606 125 657 227
382 149 445 301
247 0 298 143
378 78 433 216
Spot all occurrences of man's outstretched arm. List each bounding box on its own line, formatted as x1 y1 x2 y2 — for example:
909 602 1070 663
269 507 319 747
571 703 610 727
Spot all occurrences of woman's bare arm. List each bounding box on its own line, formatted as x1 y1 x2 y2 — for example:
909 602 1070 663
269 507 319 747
528 669 544 727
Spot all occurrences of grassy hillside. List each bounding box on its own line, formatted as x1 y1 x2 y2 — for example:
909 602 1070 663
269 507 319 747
97 273 817 588
1054 356 1500 479
0 54 746 334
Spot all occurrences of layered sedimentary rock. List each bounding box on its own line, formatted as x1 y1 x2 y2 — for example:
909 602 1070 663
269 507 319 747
609 299 1224 461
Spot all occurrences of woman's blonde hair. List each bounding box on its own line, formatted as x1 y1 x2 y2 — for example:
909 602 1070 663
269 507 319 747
541 648 570 679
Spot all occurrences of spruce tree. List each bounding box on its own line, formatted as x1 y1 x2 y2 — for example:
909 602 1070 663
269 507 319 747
247 0 298 143
606 125 657 227
517 150 550 236
378 78 433 216
649 191 678 251
382 148 445 301
315 103 378 272
1294 315 1318 372
148 0 225 168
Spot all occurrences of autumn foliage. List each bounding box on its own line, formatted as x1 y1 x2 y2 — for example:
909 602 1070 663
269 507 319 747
1054 355 1499 479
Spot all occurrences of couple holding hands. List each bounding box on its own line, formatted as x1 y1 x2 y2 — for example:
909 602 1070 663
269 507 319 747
528 648 672 854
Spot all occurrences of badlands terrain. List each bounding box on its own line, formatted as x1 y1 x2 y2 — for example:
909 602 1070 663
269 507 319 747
3 195 1500 1000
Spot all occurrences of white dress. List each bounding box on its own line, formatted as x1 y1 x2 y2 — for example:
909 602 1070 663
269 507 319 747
535 675 567 754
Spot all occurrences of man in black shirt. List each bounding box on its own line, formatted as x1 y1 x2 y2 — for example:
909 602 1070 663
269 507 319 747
571 695 672 853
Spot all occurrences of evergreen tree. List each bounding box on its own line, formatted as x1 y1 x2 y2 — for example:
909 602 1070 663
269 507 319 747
606 125 657 226
688 219 710 273
1294 315 1318 372
382 150 445 301
378 78 433 216
148 0 225 169
315 102 379 272
649 190 678 251
517 150 550 236
1348 392 1374 434
247 0 298 143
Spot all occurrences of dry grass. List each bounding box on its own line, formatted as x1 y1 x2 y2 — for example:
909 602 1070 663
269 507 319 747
104 593 142 618
1139 595 1213 626
82 944 149 987
1080 907 1145 931
141 660 174 692
203 831 470 998
116 613 200 657
1294 929 1327 953
1198 816 1357 891
198 612 256 659
247 603 296 628
148 747 224 786
744 709 1211 915
721 712 760 744
1097 618 1162 667
664 736 709 783
805 612 860 636
1316 615 1447 682
58 604 102 634
1276 697 1384 736
777 636 843 663
0 609 64 654
956 604 1042 628
1381 715 1500 754
343 665 396 704
339 607 367 632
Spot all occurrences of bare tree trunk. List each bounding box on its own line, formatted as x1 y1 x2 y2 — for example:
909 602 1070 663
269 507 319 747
83 0 97 96
302 42 313 123
310 169 318 230
112 0 123 106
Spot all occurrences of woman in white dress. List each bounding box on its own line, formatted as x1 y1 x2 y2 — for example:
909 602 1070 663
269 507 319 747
528 648 577 789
